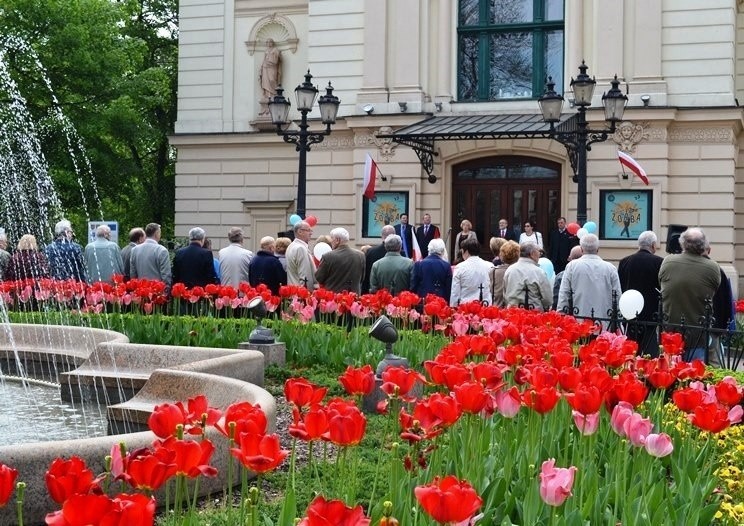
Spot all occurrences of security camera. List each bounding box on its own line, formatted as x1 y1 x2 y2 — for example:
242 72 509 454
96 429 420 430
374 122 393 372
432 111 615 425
362 104 374 115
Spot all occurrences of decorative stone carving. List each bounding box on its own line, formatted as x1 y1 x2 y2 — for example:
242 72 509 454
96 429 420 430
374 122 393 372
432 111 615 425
612 121 649 154
668 127 734 143
373 126 398 160
245 14 298 56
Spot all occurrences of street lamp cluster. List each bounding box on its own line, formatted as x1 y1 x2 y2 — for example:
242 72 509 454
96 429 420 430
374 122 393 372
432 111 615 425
538 61 628 225
267 70 340 220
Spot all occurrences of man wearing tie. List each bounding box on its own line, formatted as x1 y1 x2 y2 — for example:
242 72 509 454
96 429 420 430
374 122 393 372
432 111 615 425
415 213 441 258
494 218 518 241
394 213 414 259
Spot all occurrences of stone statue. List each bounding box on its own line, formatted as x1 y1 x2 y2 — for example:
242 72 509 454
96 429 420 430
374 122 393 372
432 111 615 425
259 39 282 112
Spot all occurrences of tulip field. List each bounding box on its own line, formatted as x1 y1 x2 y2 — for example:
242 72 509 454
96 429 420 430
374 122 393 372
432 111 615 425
1 280 744 524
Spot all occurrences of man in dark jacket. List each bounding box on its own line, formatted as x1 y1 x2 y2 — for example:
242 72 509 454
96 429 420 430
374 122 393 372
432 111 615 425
315 227 366 294
173 227 217 288
394 214 414 259
415 213 441 259
45 219 86 282
362 224 395 294
249 236 286 295
548 217 575 274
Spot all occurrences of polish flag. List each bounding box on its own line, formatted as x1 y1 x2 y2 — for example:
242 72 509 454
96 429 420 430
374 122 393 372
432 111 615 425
617 150 650 185
411 230 423 262
363 153 380 199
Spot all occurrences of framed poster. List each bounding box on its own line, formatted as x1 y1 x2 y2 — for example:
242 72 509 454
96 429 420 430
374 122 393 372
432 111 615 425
599 190 653 240
362 191 409 238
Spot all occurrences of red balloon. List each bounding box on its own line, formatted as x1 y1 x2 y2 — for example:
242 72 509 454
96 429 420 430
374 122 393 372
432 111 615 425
566 222 580 236
305 215 318 227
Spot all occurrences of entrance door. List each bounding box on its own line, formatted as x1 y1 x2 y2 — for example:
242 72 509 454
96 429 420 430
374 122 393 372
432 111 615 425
452 156 561 260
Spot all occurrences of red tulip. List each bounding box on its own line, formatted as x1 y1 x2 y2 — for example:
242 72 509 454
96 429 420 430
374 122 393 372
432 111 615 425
231 432 288 473
147 403 186 439
289 405 328 442
612 371 648 408
414 475 483 524
323 399 367 446
691 402 731 433
523 386 560 414
298 495 370 526
380 366 425 399
182 395 222 435
660 332 685 355
45 493 156 526
453 381 489 414
564 385 602 416
0 463 18 508
215 401 268 439
470 361 506 389
45 456 96 505
121 449 177 491
672 387 704 413
714 377 743 407
339 365 376 396
645 357 676 390
155 437 217 478
284 378 328 409
539 458 577 507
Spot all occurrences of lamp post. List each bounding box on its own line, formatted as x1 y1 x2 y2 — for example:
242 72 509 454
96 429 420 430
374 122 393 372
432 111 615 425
268 70 340 220
538 61 628 225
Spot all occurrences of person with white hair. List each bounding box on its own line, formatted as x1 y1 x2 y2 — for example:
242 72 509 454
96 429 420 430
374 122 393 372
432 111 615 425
617 230 664 356
45 219 86 282
362 224 396 294
370 234 414 294
503 242 552 311
249 236 286 294
286 220 317 290
410 237 452 301
84 224 124 284
172 226 217 288
557 233 621 326
315 227 366 294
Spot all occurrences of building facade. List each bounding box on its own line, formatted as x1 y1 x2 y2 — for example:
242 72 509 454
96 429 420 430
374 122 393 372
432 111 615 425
172 0 744 292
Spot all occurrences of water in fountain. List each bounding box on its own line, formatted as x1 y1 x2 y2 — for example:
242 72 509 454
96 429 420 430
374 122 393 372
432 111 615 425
0 35 129 443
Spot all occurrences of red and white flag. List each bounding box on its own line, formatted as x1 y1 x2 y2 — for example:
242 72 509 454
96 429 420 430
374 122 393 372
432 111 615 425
410 230 423 262
617 150 650 185
363 153 380 199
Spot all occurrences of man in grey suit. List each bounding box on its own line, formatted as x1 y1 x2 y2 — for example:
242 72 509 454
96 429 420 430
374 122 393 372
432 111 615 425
315 227 366 294
85 224 124 284
218 227 253 289
130 223 172 291
369 234 413 294
121 227 145 282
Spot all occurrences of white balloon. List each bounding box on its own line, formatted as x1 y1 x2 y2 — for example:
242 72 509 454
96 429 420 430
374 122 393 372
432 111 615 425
538 257 555 280
313 242 332 260
619 289 645 320
576 227 588 239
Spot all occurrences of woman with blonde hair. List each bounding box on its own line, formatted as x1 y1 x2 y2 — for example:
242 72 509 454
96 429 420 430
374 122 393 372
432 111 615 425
453 219 478 263
6 234 50 281
490 240 520 307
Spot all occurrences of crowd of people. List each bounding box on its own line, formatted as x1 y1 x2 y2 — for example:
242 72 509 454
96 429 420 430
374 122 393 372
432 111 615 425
0 215 735 363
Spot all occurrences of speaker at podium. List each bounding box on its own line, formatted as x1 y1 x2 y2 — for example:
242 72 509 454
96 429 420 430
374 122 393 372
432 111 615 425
665 224 687 254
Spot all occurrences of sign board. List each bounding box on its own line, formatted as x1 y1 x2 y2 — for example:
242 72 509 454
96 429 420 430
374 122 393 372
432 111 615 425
87 221 119 244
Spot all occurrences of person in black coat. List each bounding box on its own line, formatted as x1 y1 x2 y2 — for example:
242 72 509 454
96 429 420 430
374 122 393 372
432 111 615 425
173 227 218 288
493 218 518 242
394 214 415 259
617 230 663 356
249 236 287 295
362 225 395 294
410 238 452 302
548 217 575 274
415 213 441 259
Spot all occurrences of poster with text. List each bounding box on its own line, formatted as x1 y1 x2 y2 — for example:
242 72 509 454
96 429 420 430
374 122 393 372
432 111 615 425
599 190 652 240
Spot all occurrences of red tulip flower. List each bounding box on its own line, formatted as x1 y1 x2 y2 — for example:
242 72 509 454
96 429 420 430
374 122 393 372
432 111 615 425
0 462 18 508
660 332 685 355
414 475 483 524
182 395 222 435
564 384 602 416
522 386 560 415
155 437 218 478
339 365 376 396
121 449 177 492
289 405 328 442
691 402 731 433
215 401 268 439
714 377 743 407
284 378 328 409
45 492 156 526
45 456 96 505
323 399 367 446
539 458 577 507
231 432 289 473
147 403 186 439
454 381 489 414
380 366 425 398
672 387 705 413
298 495 370 526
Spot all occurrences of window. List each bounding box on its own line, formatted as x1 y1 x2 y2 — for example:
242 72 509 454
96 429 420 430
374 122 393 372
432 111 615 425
458 0 564 102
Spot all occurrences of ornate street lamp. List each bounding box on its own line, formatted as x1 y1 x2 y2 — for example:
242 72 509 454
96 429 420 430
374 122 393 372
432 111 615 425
268 70 340 219
538 61 627 225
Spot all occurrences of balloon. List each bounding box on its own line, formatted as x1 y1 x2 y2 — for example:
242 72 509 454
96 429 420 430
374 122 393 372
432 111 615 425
576 227 588 240
313 242 332 260
538 257 555 281
289 214 301 226
305 215 318 227
584 221 597 234
619 289 645 320
566 222 580 235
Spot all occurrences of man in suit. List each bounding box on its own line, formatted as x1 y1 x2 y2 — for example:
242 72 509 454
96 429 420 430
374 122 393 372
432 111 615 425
218 226 253 289
548 217 574 274
415 213 441 258
130 222 172 292
84 224 124 284
286 221 317 290
315 227 366 294
494 218 518 241
121 227 145 281
370 234 413 294
249 236 286 295
394 214 414 258
362 224 395 294
172 227 218 288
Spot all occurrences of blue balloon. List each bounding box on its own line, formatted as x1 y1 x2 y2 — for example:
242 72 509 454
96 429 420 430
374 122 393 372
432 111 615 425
538 257 555 281
289 214 302 226
584 221 597 234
